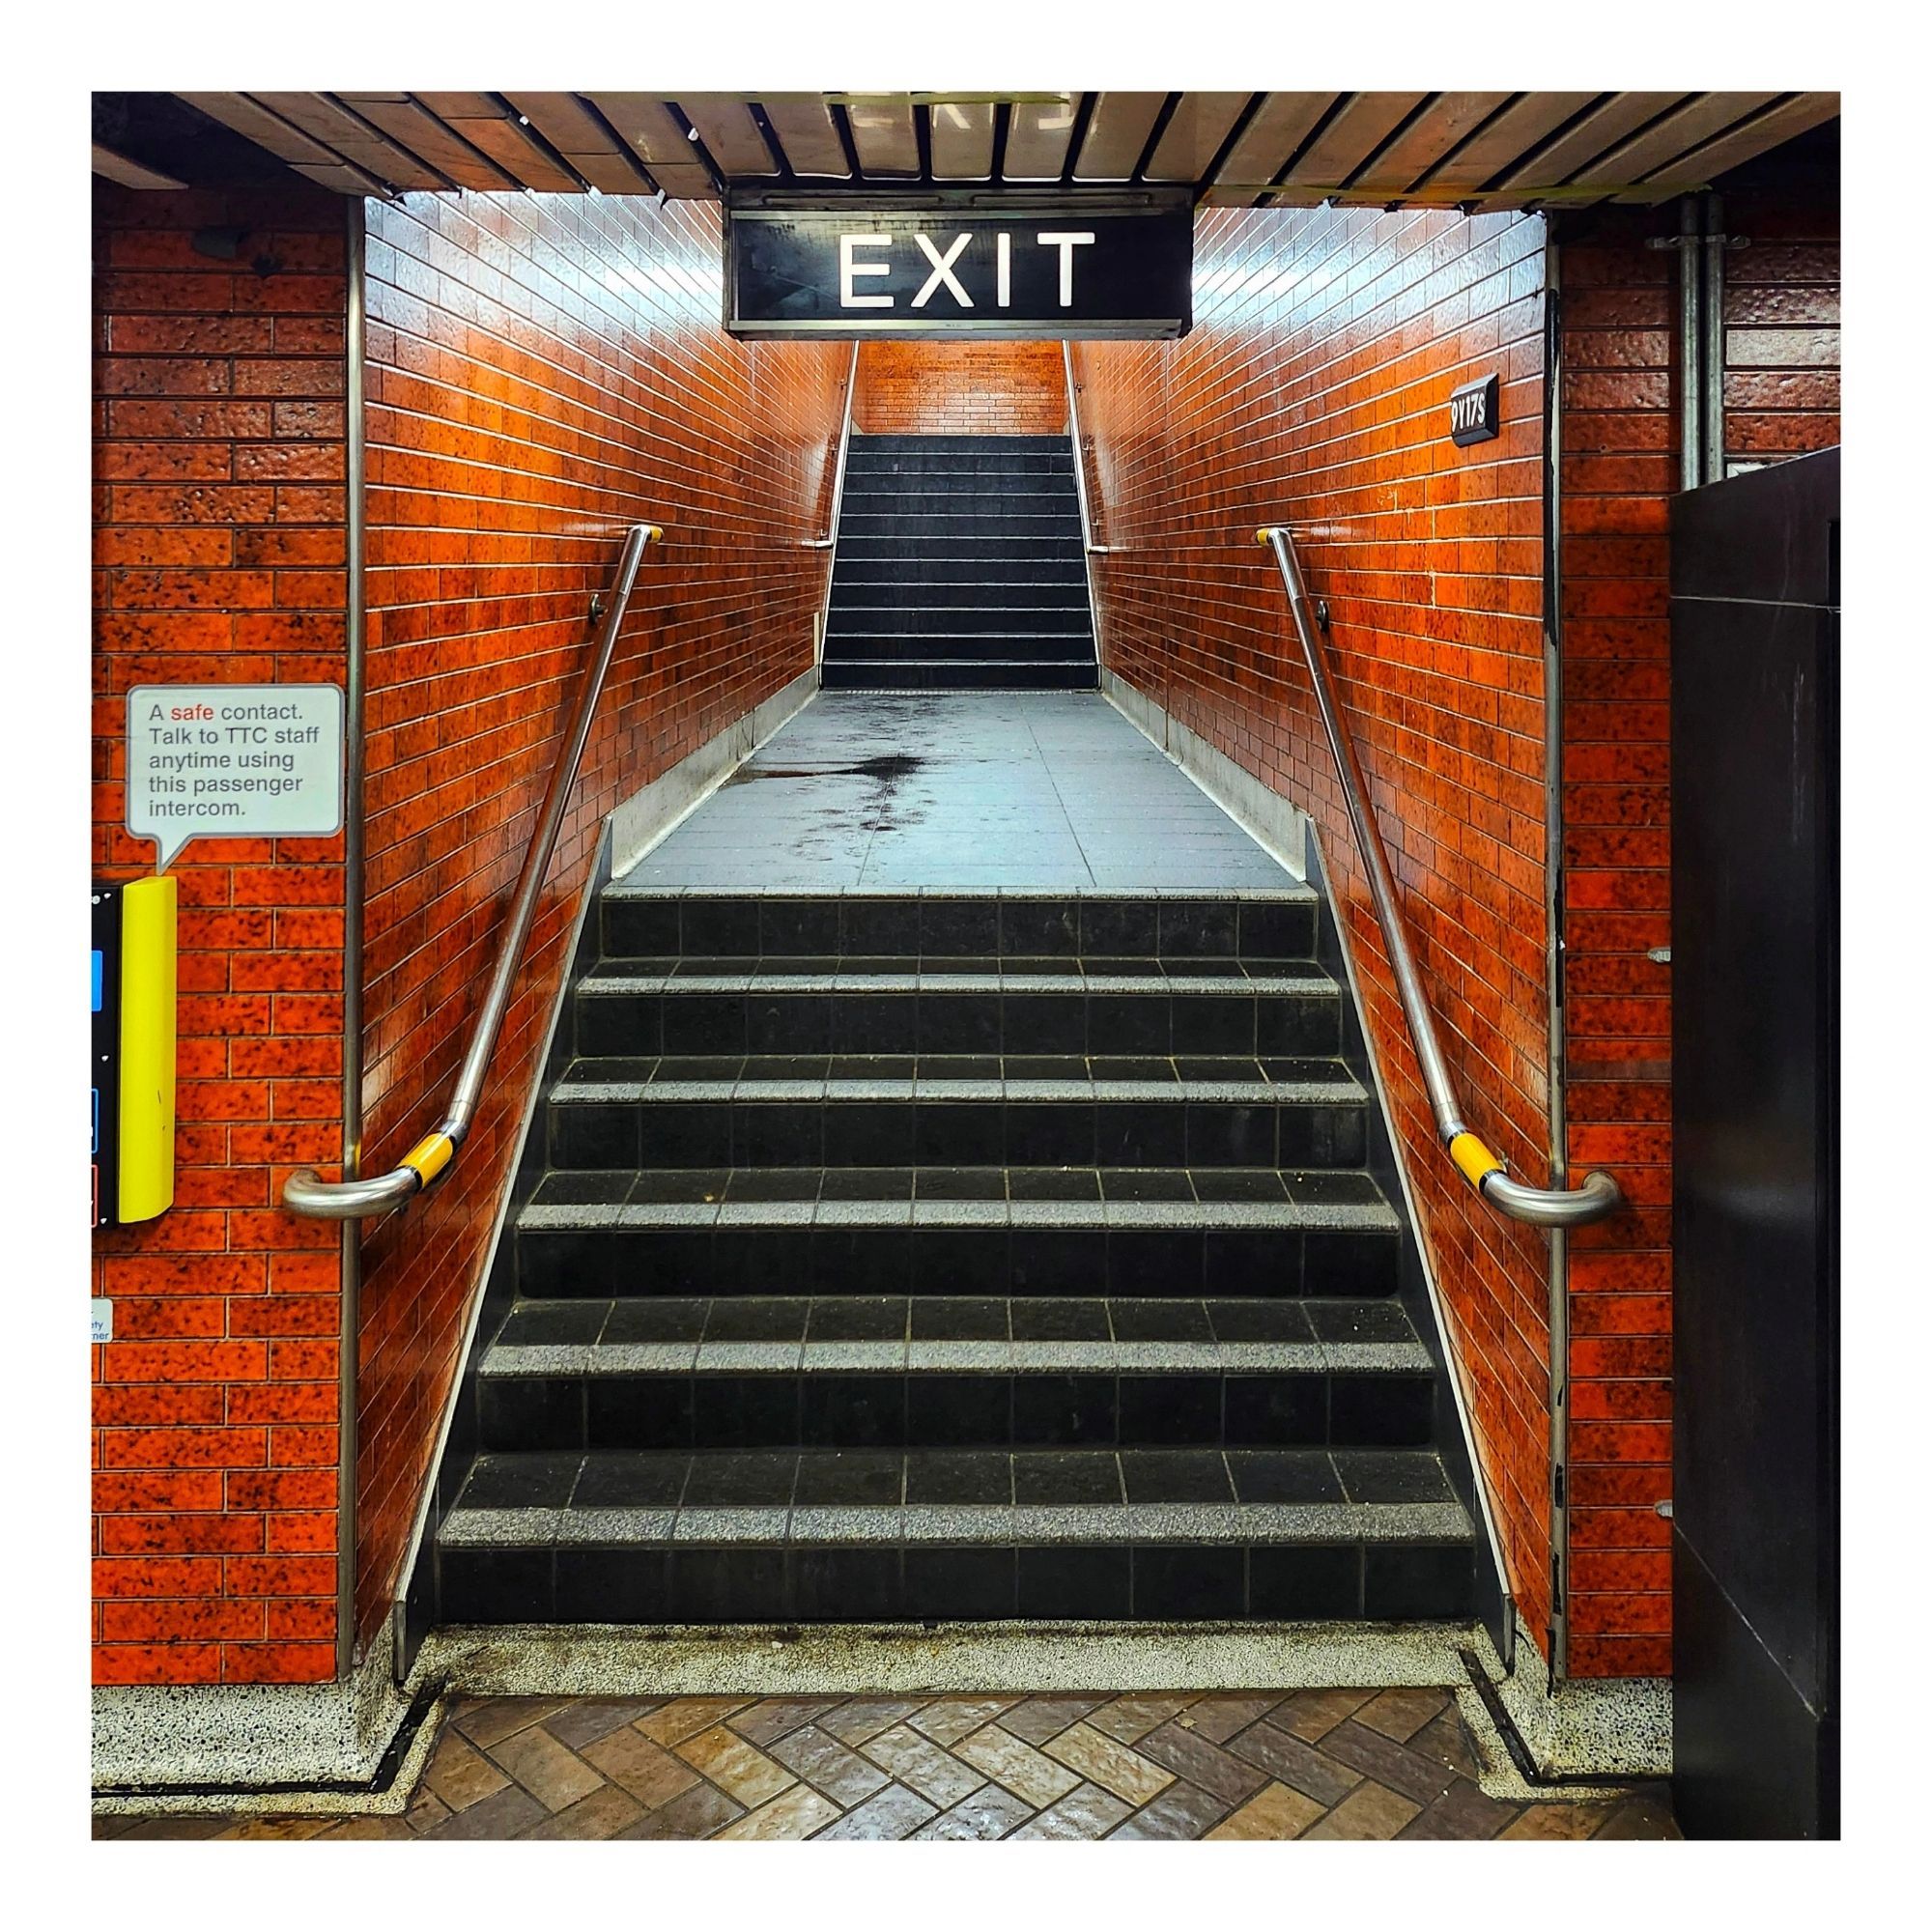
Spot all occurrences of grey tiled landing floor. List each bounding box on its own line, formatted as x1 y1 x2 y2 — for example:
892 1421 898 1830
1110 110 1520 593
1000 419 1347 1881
95 1689 1681 1840
616 693 1298 893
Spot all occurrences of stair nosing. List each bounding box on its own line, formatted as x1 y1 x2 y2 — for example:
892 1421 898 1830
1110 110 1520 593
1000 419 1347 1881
440 1496 1475 1549
478 1336 1431 1378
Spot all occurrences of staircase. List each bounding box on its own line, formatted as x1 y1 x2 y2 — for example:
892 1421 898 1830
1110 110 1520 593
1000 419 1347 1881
820 434 1099 692
430 883 1482 1630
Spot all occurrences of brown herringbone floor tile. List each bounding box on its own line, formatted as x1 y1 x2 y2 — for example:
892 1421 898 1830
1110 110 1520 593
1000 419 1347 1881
95 1687 1683 1843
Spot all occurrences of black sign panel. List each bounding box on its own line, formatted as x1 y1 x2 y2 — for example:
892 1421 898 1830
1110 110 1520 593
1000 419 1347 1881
725 195 1193 340
1449 373 1500 446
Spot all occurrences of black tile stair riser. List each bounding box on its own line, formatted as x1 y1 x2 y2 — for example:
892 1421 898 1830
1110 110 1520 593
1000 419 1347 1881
822 663 1100 692
573 989 1343 1059
475 1370 1439 1454
549 1097 1369 1172
514 1225 1399 1299
599 896 1318 962
435 1541 1478 1625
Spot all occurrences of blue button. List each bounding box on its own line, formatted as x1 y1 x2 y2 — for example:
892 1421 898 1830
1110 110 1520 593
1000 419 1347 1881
91 950 103 1014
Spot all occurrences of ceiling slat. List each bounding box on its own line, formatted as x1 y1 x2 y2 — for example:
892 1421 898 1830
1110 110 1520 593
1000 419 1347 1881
1073 91 1168 180
1418 92 1602 193
758 94 850 178
844 96 921 177
1001 95 1081 181
577 95 718 197
1283 93 1430 186
1568 92 1783 190
1203 93 1339 200
412 94 580 191
1626 91 1841 201
93 144 188 191
333 93 515 190
1350 91 1515 194
240 92 449 190
1486 92 1690 195
179 93 404 196
678 96 781 177
1144 92 1252 184
497 94 649 194
929 99 997 181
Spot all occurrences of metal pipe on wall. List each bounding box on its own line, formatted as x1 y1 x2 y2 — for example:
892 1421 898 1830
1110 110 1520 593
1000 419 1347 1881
1542 236 1574 1684
335 197 367 1677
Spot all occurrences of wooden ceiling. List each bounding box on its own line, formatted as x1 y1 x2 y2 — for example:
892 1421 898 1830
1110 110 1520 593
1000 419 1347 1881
157 91 1840 209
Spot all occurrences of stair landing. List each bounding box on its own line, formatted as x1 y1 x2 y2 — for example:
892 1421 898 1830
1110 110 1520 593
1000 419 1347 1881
618 692 1295 895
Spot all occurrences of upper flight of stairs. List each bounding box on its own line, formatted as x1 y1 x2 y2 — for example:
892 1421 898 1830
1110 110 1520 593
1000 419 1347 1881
820 434 1099 693
426 883 1482 1632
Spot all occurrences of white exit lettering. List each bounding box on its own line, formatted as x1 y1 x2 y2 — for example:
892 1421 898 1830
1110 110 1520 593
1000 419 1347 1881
834 230 1097 310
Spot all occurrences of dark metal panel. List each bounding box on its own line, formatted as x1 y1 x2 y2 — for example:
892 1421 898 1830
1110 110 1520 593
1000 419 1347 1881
1670 445 1838 1839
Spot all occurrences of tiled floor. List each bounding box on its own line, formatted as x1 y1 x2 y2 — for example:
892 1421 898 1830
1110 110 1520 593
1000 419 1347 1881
95 1690 1678 1840
615 693 1297 892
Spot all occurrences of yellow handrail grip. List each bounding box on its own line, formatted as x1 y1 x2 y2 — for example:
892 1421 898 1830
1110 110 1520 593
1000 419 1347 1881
401 1131 456 1188
1449 1131 1503 1190
117 875 177 1223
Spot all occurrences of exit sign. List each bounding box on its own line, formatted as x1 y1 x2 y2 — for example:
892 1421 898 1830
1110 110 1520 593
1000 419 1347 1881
724 192 1193 340
1449 373 1500 446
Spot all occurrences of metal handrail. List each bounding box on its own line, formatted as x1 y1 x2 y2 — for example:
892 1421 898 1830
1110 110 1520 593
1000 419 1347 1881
1256 524 1623 1231
283 522 664 1220
805 342 860 550
1063 342 1112 556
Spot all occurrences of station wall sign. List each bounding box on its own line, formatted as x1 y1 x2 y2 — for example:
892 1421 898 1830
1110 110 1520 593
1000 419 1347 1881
724 193 1194 340
1449 373 1501 446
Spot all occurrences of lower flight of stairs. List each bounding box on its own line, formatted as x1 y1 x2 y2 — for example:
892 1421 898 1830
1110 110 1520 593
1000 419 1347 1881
431 883 1479 1628
820 434 1099 692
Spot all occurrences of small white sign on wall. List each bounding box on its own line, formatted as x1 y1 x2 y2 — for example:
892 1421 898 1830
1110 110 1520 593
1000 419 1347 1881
126 684 345 871
91 1298 113 1345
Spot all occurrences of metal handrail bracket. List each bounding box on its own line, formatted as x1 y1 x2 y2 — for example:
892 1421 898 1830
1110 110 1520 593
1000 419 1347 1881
1255 524 1622 1231
284 522 664 1220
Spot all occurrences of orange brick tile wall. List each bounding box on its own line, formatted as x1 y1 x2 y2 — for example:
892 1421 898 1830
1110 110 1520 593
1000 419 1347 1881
353 192 848 1641
1555 187 1838 1677
1073 205 1564 1655
853 338 1066 435
91 182 350 1688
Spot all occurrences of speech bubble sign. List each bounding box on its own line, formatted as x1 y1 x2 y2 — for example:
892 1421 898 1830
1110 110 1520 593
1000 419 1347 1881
126 684 345 872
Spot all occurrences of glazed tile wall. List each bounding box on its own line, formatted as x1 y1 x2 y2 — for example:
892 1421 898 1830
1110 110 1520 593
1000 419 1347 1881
91 182 350 1688
853 339 1067 436
1073 205 1561 1652
355 192 847 1642
1555 189 1838 1678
